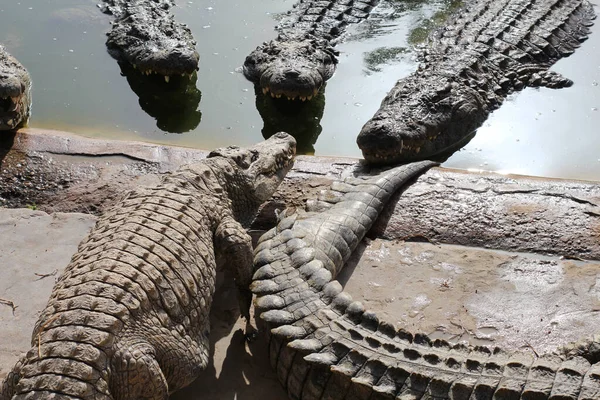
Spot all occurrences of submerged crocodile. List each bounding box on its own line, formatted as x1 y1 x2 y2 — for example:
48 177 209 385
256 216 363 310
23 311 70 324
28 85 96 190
99 0 199 78
0 133 296 400
243 0 379 101
0 46 31 131
251 161 600 399
357 0 596 164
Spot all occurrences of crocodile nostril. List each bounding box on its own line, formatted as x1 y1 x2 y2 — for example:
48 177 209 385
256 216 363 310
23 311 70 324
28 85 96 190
285 70 300 79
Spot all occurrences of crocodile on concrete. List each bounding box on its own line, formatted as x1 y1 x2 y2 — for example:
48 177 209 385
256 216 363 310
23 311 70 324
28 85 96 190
99 0 199 79
251 161 600 399
0 133 296 400
243 0 380 101
0 46 31 131
357 0 596 164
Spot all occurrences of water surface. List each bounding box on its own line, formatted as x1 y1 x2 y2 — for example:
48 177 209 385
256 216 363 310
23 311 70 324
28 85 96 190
0 0 598 180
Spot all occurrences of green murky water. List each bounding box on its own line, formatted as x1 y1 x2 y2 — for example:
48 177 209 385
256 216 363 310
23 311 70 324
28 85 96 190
1 0 599 180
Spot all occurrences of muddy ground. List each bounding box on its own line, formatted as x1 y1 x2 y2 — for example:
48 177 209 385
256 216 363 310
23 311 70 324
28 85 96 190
1 129 600 399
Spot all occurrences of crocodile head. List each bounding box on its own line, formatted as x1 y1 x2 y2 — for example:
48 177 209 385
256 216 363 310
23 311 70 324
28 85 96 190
207 132 296 204
357 77 488 164
106 3 199 78
0 48 31 131
243 33 338 101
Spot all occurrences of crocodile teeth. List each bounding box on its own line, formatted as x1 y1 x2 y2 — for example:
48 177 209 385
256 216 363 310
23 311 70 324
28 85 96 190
300 96 306 101
270 92 276 98
7 119 13 126
164 76 170 83
262 87 268 95
313 88 318 96
275 94 281 98
306 95 312 101
415 147 421 153
132 64 137 69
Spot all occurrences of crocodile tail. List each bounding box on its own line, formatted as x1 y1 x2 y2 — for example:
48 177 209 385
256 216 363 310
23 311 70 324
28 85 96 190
302 160 438 278
252 161 600 399
278 292 600 400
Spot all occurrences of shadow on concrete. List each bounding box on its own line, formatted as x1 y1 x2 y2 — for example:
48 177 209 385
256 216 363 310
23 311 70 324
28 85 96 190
172 276 285 400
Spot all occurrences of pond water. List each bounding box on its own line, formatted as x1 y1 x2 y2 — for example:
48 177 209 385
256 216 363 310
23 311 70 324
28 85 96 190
1 0 599 180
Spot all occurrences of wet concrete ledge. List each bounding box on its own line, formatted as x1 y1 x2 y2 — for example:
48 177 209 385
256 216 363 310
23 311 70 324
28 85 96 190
1 128 600 260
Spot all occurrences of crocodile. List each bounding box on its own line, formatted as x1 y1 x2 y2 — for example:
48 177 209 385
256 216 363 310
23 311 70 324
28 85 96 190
0 133 296 400
251 161 600 399
0 46 31 131
243 0 380 101
357 0 597 164
99 0 199 79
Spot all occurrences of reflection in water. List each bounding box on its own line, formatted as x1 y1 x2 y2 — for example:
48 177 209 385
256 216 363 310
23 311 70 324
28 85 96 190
118 62 202 133
363 47 409 74
359 0 463 73
406 0 463 45
253 85 325 155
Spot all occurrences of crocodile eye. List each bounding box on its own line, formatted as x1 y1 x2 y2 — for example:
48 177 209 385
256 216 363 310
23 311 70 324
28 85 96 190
250 151 259 163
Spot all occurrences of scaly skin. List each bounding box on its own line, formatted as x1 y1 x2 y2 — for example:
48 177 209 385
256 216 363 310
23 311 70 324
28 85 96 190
357 0 596 164
0 133 296 400
251 161 600 399
243 0 380 100
0 46 31 131
100 0 199 78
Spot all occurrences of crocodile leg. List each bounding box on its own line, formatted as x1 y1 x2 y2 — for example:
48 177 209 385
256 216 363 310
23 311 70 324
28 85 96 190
110 340 168 400
214 215 255 321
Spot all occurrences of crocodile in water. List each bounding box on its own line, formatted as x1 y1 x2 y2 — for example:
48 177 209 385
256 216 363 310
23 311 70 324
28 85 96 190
243 0 379 101
0 133 296 400
99 0 199 79
0 45 31 131
251 161 600 399
357 0 596 164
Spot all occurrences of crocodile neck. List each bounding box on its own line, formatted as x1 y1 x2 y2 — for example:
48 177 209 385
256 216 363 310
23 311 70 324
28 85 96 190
251 161 600 399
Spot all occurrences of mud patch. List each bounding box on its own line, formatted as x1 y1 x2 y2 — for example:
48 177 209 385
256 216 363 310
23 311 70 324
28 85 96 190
341 239 600 355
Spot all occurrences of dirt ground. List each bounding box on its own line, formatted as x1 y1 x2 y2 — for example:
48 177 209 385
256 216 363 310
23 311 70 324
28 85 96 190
2 129 600 399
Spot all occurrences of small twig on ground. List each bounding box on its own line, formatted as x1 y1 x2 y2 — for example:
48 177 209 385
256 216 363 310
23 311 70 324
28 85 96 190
34 269 58 281
0 297 18 315
524 341 540 358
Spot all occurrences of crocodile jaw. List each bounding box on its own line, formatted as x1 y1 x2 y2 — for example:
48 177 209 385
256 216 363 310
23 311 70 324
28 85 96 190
243 34 337 101
0 54 31 131
358 80 487 164
207 132 297 202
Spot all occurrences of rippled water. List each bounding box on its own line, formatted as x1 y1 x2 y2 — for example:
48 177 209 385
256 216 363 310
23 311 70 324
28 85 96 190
1 0 598 180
